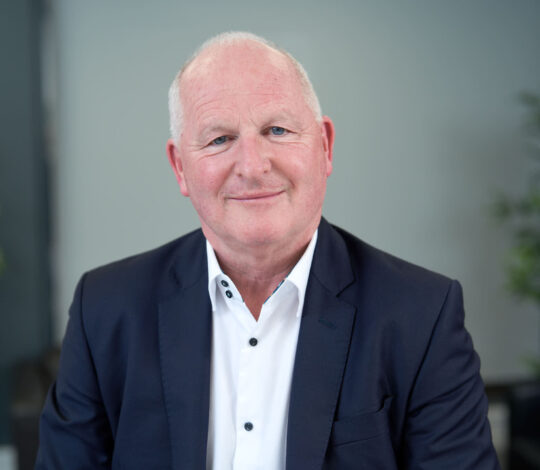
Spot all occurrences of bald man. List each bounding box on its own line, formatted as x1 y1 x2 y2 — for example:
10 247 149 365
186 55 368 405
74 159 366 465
36 32 500 470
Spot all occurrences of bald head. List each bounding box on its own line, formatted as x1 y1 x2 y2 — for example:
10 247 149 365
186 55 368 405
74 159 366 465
168 31 322 144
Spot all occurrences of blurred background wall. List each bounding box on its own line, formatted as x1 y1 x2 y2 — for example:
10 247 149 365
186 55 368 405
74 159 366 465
1 0 540 461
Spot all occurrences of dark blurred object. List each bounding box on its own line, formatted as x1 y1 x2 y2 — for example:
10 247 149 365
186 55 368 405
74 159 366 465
508 382 540 469
10 348 59 470
0 0 53 444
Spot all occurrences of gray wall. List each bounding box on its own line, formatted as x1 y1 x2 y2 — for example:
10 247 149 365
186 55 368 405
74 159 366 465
48 0 540 382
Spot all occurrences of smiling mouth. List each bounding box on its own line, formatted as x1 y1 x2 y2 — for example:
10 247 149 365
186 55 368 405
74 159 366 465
229 190 285 202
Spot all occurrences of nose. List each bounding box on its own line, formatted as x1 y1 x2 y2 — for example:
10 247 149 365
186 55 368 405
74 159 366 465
234 134 271 179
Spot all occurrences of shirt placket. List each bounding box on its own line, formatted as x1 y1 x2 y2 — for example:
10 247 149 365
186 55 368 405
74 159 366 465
233 319 263 469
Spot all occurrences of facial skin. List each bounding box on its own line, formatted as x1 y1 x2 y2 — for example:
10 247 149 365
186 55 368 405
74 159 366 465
166 41 335 269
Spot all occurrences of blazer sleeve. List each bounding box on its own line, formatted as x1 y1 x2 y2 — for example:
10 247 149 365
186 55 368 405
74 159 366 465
35 274 114 469
403 280 500 469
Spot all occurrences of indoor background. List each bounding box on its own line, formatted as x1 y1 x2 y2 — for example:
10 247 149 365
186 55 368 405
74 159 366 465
1 0 539 468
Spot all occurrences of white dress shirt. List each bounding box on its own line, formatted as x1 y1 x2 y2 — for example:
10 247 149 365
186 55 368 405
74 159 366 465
205 231 318 470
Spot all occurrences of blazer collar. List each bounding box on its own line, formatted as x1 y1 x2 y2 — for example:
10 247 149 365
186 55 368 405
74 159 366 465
311 217 355 295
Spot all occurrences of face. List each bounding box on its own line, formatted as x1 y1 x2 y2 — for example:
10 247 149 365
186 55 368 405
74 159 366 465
167 42 334 255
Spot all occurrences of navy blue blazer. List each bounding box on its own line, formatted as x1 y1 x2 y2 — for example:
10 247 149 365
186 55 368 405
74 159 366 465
36 219 500 469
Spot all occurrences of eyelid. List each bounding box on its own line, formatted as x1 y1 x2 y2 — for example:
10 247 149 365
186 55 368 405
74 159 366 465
266 126 290 135
208 135 231 146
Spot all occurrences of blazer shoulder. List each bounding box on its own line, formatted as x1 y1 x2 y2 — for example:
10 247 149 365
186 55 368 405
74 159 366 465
332 225 451 286
80 228 206 308
329 223 454 306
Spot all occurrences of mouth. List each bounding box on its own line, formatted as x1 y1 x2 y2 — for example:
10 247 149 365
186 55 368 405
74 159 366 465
228 190 285 202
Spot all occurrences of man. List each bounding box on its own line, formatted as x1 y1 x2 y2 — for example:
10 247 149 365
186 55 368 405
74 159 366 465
36 32 500 469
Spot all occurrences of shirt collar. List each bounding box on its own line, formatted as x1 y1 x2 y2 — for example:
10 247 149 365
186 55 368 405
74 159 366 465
206 230 318 318
284 230 318 317
206 240 224 312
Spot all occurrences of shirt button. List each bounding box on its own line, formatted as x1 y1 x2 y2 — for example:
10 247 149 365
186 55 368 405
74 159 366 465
244 422 254 431
225 290 233 298
220 280 229 287
249 337 258 347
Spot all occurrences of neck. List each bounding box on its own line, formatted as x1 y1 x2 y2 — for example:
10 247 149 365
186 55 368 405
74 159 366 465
206 227 316 320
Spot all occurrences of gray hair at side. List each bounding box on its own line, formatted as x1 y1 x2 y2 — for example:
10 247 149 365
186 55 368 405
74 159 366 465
167 31 323 145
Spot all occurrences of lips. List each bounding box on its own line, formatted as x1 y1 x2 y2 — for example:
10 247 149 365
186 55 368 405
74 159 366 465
228 190 284 201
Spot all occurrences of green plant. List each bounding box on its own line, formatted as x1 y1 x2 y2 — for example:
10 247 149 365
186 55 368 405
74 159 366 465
493 92 540 373
494 93 540 301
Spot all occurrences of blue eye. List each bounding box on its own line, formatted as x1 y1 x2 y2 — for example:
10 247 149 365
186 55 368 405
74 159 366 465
270 126 286 135
211 136 228 145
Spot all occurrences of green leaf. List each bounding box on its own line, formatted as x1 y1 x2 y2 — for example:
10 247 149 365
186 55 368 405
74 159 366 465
523 355 540 378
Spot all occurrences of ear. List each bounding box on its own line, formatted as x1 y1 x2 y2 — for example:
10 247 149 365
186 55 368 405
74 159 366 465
166 138 190 197
320 116 335 177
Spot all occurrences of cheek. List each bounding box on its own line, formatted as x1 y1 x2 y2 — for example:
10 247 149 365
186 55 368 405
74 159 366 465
184 160 229 196
301 154 330 204
294 150 330 187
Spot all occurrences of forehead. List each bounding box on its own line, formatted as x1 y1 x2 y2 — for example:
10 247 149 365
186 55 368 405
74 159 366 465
180 42 304 115
185 41 291 78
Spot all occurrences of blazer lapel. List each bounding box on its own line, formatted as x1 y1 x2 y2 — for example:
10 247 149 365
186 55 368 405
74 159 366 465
286 219 357 470
158 232 212 469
